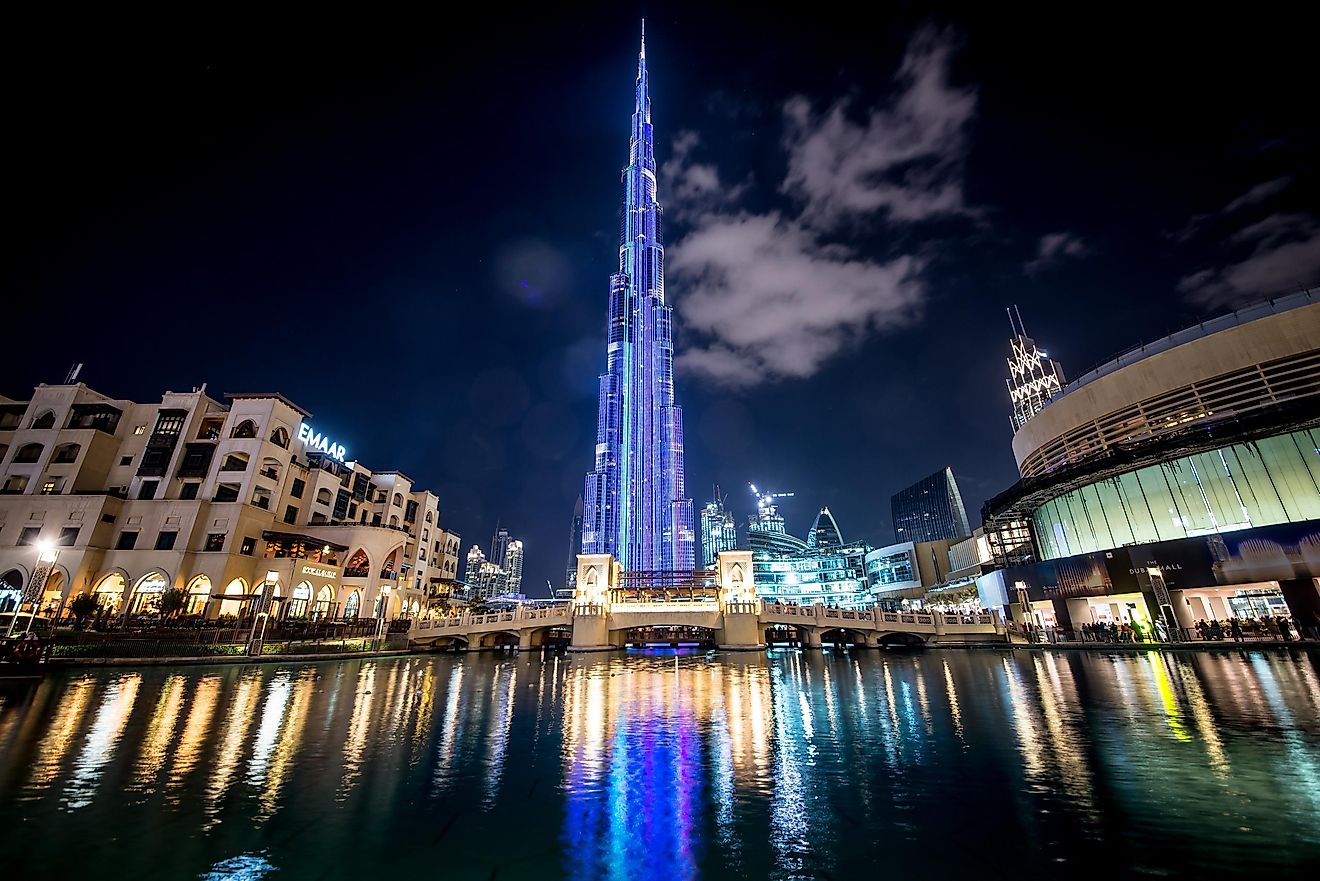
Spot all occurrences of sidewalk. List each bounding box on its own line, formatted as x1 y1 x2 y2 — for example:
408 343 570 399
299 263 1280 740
941 638 1317 652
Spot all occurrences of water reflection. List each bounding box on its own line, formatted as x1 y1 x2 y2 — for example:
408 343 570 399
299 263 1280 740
0 650 1314 879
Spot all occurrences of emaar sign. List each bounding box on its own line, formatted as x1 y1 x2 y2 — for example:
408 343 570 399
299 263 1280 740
297 423 347 462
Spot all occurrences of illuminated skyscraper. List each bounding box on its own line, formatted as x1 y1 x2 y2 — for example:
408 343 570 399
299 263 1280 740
581 24 695 573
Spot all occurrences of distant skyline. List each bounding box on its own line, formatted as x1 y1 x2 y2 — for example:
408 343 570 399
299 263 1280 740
4 4 1316 595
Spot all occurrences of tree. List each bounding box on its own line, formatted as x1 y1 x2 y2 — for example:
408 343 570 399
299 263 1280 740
157 587 187 621
69 592 99 629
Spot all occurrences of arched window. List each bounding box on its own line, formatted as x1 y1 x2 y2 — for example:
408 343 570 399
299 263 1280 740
130 572 169 614
30 411 56 429
186 575 212 615
392 493 403 508
269 426 290 448
259 458 282 481
231 419 258 439
389 515 400 527
0 569 24 614
13 442 44 463
346 548 370 577
94 573 127 614
316 488 333 505
314 586 333 619
52 442 82 463
343 590 361 620
219 578 247 618
220 452 250 472
288 582 313 618
425 511 433 523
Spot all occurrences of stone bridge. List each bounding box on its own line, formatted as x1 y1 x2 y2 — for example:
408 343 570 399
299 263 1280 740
409 550 1005 651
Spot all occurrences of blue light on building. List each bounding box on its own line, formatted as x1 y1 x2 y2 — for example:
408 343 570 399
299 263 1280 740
582 25 695 572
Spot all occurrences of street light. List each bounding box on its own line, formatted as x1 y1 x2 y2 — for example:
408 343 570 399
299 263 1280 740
7 541 58 637
374 585 392 651
247 570 279 656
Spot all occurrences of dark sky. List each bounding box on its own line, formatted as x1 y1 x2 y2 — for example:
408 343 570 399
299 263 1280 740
5 4 1317 596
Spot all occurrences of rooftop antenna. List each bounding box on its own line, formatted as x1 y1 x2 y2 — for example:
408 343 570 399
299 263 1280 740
64 363 83 384
1014 304 1027 337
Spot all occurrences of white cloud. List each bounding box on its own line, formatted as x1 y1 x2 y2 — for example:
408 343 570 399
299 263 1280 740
781 28 976 228
660 130 748 221
1177 213 1320 309
664 27 973 387
1025 232 1091 275
669 213 925 383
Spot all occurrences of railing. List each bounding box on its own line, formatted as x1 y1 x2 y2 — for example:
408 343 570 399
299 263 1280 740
344 567 369 578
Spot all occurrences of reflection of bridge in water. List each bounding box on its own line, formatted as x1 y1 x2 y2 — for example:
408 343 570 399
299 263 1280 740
409 551 1007 651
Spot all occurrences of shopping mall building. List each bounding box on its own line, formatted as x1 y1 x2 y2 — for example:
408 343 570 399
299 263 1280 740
0 381 461 624
980 291 1320 635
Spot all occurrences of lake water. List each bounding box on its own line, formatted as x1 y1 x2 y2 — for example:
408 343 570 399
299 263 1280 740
1 648 1318 879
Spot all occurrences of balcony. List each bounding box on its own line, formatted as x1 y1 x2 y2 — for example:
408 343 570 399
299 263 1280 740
344 566 370 578
380 570 398 580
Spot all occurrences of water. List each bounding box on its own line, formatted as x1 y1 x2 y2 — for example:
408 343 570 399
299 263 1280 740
1 648 1318 880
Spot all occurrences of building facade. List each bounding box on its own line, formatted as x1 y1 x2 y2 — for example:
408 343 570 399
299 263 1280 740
0 382 460 624
982 291 1320 635
581 28 696 574
747 498 870 607
891 467 972 544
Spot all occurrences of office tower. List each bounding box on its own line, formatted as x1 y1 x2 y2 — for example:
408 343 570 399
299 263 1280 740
891 467 972 543
581 24 695 573
489 525 511 573
806 506 844 549
503 539 524 595
565 494 583 592
699 486 738 568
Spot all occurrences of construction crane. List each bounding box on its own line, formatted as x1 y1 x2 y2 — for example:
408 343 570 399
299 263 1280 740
748 482 794 510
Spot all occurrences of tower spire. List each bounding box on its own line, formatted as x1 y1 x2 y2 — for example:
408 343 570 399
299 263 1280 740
640 18 645 60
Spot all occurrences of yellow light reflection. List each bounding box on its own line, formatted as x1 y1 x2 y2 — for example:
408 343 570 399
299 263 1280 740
131 675 186 793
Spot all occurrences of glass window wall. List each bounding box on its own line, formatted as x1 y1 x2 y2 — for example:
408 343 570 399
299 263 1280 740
1032 428 1320 559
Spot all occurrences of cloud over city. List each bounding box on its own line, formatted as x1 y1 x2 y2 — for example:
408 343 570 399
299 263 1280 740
1025 232 1091 276
663 27 976 387
1175 177 1320 309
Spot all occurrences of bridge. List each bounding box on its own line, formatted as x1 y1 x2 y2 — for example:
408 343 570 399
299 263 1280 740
409 551 1007 651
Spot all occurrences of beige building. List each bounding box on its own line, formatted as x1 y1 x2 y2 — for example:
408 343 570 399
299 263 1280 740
0 381 461 624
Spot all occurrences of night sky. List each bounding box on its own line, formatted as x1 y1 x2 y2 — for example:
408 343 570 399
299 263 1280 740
6 4 1317 596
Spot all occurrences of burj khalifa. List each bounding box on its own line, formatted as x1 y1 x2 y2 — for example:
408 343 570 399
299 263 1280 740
581 25 695 573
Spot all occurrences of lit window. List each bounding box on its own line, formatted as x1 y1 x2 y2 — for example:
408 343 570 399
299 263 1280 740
133 425 146 435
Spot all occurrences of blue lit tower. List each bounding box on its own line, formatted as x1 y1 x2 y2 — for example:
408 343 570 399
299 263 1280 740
582 24 695 573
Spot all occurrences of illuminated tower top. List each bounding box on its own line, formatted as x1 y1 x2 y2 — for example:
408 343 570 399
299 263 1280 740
1006 306 1065 432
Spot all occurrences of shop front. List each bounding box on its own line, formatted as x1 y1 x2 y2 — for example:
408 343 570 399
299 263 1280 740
998 518 1320 638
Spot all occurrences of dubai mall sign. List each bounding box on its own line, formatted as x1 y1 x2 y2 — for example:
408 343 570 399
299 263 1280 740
297 422 347 462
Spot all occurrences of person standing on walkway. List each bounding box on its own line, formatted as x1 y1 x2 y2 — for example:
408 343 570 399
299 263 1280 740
1230 618 1244 642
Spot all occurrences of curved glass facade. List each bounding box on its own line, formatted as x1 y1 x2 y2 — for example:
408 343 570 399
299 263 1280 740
1033 428 1320 560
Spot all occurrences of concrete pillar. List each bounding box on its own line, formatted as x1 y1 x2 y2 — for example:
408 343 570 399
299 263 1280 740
799 627 822 649
1171 593 1199 630
718 608 765 651
1278 577 1320 637
569 605 613 652
518 629 534 651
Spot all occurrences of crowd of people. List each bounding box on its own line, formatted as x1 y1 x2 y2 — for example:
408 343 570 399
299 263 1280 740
1019 614 1305 644
1194 616 1295 642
